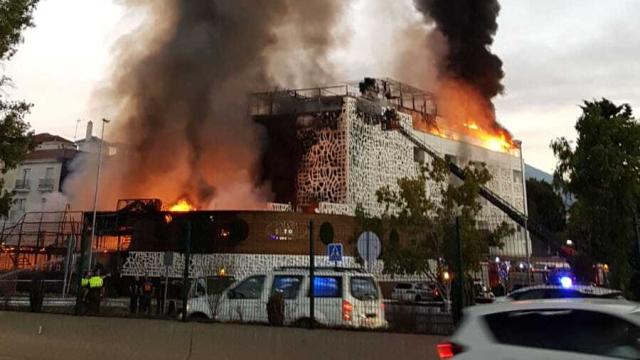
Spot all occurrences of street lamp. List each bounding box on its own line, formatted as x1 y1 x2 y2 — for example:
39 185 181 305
513 139 532 284
566 239 574 247
87 118 110 270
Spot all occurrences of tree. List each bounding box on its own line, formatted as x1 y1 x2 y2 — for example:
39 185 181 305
552 99 640 291
375 158 513 291
0 0 39 216
525 178 566 254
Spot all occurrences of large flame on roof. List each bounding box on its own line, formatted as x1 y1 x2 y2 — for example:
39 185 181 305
433 79 515 153
168 199 196 212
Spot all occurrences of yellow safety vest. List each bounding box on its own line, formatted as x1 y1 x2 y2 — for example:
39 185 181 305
81 278 89 287
89 276 103 289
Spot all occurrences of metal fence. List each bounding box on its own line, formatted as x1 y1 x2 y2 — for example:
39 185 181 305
0 210 564 337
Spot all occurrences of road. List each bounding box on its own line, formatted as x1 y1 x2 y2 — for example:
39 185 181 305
0 311 443 360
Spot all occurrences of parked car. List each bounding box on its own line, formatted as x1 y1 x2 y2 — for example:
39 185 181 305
495 284 625 302
391 282 440 303
438 299 640 359
472 281 495 304
185 266 388 329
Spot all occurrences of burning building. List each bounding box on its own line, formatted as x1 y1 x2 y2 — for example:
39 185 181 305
255 77 529 257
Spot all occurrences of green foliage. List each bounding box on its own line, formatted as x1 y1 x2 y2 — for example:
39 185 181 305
552 99 640 290
376 159 513 278
0 0 39 215
526 178 566 250
0 0 39 60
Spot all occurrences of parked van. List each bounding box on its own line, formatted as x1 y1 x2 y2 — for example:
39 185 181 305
185 266 388 329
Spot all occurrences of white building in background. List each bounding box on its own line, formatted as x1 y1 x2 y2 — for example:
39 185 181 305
2 133 79 223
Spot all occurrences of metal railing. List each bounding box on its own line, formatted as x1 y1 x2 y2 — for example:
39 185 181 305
14 179 30 190
38 178 55 191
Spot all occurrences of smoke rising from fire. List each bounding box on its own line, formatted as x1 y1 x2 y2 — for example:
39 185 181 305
64 0 345 210
413 0 512 144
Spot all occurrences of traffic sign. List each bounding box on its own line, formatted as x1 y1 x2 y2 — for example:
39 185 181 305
357 231 381 272
328 243 343 263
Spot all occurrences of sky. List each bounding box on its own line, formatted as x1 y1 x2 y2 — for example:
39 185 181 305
3 0 640 173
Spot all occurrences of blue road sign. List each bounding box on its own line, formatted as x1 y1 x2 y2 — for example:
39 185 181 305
328 243 343 262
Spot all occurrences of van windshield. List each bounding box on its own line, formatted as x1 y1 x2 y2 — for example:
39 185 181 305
350 277 379 300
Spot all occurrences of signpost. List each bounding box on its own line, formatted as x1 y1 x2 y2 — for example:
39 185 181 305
327 243 343 266
356 231 381 272
162 252 174 315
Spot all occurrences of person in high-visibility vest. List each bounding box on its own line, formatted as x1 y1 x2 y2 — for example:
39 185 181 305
88 268 106 313
80 270 92 314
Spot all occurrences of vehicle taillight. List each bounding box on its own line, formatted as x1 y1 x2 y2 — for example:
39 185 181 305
436 342 465 359
380 301 385 312
342 300 353 321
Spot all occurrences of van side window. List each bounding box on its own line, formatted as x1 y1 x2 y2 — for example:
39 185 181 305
271 275 303 299
350 277 379 300
231 275 265 299
309 276 342 298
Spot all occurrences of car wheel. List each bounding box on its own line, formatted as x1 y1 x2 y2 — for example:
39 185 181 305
187 312 210 322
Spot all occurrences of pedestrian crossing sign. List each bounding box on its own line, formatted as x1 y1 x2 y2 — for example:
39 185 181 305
328 243 343 262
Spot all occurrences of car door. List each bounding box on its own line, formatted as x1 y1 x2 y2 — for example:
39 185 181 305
474 308 640 360
225 275 266 323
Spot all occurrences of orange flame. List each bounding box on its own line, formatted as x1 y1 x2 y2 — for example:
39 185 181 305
168 199 196 212
429 79 516 153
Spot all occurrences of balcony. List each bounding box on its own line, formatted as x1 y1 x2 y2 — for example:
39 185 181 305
14 179 30 192
38 178 55 192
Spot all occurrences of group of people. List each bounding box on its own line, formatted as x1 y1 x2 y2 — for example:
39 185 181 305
80 267 109 314
129 276 164 315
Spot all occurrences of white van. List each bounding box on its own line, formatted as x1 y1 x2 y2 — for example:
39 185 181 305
185 266 388 329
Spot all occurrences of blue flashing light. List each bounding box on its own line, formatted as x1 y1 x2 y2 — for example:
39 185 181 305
560 276 573 289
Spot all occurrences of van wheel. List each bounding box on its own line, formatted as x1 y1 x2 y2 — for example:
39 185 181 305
293 318 321 329
187 313 209 322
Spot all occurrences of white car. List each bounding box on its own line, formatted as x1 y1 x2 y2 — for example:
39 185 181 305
495 284 624 302
186 266 388 329
438 299 640 359
391 282 439 303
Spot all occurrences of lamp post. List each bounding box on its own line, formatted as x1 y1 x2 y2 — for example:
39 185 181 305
87 118 110 270
513 139 531 284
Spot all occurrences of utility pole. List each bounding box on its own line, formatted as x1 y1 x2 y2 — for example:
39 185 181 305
87 118 110 270
309 220 315 329
181 221 192 322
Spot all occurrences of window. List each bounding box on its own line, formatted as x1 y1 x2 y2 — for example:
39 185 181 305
484 309 640 359
15 199 26 211
271 275 303 299
545 289 581 299
413 147 425 163
230 275 265 299
45 167 54 180
350 277 379 300
445 154 457 165
513 170 522 183
395 283 412 290
310 276 342 298
22 168 30 180
510 289 546 300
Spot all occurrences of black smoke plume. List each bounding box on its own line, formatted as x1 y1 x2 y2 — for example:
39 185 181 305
65 0 345 210
414 0 504 100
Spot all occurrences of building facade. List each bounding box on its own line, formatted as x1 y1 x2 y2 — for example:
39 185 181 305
255 78 529 258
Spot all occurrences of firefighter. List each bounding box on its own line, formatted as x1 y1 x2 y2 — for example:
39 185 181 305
88 268 106 313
